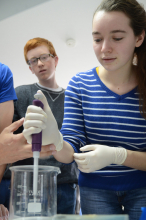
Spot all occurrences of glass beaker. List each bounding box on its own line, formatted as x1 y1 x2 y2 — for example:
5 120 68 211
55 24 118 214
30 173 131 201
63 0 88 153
9 165 60 220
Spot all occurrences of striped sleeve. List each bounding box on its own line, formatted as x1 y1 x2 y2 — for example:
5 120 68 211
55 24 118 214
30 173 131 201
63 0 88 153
61 73 87 152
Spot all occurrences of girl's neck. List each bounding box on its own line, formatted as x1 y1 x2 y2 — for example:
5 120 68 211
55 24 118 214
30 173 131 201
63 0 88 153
99 65 137 95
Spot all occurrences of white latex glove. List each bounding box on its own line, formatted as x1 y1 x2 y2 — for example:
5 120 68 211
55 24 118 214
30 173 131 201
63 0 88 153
74 144 127 173
23 90 63 151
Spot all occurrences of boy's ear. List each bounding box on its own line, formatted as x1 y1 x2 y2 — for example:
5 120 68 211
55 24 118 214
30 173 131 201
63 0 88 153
29 66 34 74
54 56 59 67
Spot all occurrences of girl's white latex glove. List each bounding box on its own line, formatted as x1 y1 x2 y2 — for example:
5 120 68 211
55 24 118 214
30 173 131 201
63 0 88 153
74 144 127 173
23 90 63 151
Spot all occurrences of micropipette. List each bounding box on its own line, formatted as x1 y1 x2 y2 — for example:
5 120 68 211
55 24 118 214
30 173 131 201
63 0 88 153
32 99 44 203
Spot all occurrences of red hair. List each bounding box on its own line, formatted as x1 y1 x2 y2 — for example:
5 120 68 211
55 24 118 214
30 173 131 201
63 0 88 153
24 37 57 63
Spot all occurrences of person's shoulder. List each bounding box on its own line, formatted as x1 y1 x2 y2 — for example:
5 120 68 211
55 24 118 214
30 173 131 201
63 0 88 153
0 62 11 71
15 83 36 90
0 62 13 78
15 83 37 94
71 67 96 81
0 63 14 91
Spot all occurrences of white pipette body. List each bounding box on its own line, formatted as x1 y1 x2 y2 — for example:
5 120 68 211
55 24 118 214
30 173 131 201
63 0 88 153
33 151 40 203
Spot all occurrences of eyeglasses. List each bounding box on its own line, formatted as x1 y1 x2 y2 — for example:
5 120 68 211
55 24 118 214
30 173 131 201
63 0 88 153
27 53 54 66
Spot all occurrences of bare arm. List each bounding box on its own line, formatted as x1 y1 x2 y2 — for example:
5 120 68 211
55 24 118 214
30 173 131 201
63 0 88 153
0 101 14 131
123 150 146 171
53 140 74 163
0 101 14 181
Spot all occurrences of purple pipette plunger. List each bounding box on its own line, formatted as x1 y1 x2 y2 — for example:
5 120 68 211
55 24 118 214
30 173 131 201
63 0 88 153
32 99 44 152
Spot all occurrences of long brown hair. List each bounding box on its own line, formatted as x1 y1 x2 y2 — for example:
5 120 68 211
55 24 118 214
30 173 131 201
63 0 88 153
93 0 146 118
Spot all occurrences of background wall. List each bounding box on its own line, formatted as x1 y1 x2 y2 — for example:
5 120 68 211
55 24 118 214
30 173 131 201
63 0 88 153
0 0 145 89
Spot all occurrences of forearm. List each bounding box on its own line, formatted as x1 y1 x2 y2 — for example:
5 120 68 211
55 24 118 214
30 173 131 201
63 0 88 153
0 164 7 182
123 150 146 171
54 140 74 163
0 101 14 132
0 101 14 178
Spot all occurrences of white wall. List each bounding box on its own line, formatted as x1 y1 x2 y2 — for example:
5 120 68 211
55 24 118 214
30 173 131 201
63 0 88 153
0 0 145 89
0 0 99 89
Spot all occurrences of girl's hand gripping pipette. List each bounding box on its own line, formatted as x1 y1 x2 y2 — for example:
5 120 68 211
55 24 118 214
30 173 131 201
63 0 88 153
23 90 63 151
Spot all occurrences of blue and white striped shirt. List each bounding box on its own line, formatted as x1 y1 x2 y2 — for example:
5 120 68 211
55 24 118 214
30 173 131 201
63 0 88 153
61 67 146 191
